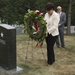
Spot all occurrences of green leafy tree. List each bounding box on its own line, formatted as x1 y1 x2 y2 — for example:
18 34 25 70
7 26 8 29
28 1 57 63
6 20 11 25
0 0 75 27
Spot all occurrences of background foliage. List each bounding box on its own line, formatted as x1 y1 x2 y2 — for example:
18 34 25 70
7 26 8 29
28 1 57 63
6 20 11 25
0 0 75 25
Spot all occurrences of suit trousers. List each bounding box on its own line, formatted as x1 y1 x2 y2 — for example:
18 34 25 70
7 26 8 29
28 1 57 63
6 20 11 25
56 26 65 47
46 34 58 65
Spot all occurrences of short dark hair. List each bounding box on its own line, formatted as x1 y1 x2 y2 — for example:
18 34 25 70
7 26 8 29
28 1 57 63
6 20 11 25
45 2 55 11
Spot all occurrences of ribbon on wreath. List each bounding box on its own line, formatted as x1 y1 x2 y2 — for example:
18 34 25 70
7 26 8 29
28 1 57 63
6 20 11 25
34 21 43 47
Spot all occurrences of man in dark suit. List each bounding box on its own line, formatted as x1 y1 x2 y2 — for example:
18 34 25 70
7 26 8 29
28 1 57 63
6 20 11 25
56 6 66 48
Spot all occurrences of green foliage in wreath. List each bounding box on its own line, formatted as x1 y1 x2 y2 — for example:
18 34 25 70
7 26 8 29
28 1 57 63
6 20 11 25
24 10 47 42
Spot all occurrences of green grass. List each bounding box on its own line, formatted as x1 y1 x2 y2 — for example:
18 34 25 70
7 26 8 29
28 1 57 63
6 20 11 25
0 34 75 75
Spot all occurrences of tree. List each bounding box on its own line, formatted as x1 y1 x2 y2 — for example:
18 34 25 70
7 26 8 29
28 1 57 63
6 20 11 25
0 0 75 26
67 0 72 34
0 0 7 23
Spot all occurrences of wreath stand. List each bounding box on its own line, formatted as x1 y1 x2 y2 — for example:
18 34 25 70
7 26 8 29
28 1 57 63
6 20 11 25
24 10 47 65
24 36 46 65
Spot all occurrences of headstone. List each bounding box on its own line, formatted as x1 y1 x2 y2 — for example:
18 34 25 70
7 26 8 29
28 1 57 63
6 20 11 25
0 24 16 70
0 66 23 75
64 27 67 34
15 25 24 34
71 26 75 34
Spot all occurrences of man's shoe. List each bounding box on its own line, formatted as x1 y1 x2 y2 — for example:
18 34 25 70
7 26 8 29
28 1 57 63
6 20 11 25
62 46 65 48
57 46 60 48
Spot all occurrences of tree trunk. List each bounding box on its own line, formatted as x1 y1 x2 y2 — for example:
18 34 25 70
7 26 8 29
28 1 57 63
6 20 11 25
66 0 72 34
1 17 4 23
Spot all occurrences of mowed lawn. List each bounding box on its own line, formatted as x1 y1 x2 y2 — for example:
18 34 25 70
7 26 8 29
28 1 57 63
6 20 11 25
0 34 75 75
16 34 75 75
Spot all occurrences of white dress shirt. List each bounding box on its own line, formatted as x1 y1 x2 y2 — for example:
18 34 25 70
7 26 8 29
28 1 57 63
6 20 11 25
58 12 62 17
44 11 60 36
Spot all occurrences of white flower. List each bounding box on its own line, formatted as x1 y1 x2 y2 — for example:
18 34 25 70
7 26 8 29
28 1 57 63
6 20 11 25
40 13 43 15
33 32 37 34
28 9 30 13
28 9 33 13
35 10 39 12
32 26 36 30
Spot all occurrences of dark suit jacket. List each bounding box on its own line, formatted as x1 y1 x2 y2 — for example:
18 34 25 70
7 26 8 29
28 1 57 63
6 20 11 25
59 12 66 27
